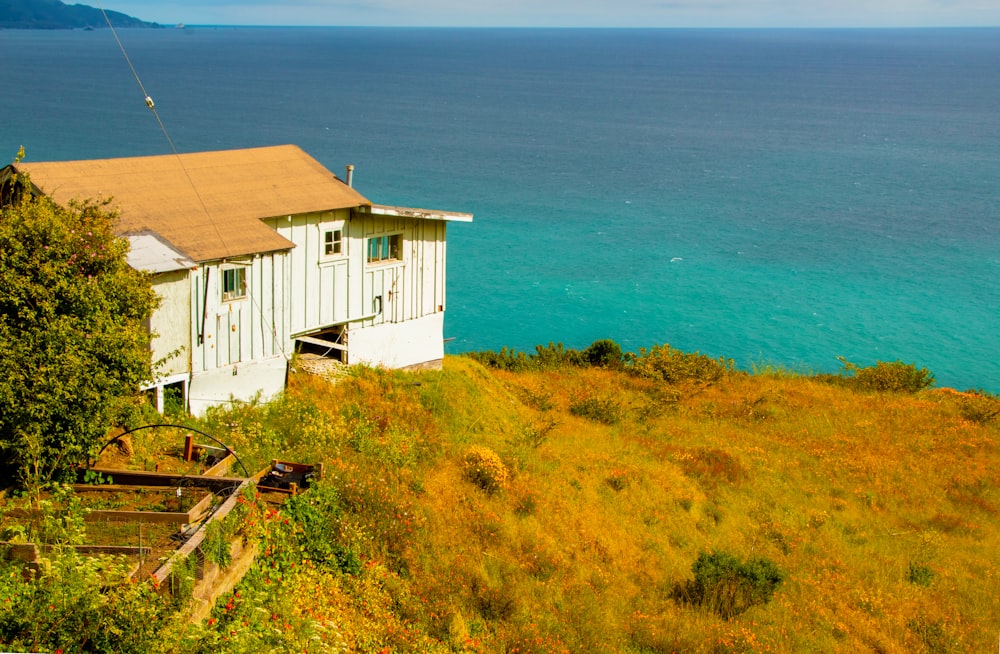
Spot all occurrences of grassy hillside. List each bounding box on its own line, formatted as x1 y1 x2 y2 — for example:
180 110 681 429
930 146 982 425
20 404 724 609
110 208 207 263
3 351 999 652
192 353 998 653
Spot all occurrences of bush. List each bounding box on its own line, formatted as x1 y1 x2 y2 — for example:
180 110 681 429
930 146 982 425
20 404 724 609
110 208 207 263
955 391 1000 424
629 344 735 384
465 342 589 371
465 347 535 372
533 342 585 368
569 396 626 425
837 358 935 393
462 446 508 494
0 188 157 486
583 339 623 368
906 562 934 587
671 550 784 619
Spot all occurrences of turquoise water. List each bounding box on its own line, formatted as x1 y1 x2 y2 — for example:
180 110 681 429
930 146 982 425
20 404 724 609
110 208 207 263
1 27 997 390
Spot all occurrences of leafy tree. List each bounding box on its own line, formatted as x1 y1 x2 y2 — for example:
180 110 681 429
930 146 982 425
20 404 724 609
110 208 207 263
582 338 623 368
0 172 157 487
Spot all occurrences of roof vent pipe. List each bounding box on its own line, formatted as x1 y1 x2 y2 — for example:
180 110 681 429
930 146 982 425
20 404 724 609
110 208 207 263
345 164 355 188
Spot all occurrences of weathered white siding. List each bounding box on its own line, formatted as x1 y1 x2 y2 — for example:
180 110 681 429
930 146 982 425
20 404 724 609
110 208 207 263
356 213 447 331
149 270 191 378
189 253 291 372
186 252 292 415
347 313 445 369
267 210 354 336
268 209 449 369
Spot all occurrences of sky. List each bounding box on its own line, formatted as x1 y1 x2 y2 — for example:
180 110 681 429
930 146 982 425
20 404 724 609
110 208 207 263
106 0 1000 28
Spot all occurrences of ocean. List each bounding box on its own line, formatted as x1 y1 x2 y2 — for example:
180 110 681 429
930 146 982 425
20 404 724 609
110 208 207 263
1 27 997 391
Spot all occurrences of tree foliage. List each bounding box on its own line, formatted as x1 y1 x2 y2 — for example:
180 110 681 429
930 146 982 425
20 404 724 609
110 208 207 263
0 181 157 485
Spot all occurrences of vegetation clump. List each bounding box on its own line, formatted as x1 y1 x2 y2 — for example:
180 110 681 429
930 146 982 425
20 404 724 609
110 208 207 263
820 357 936 393
582 338 623 368
470 339 737 384
671 550 784 619
0 171 157 486
629 343 736 384
954 390 1000 424
462 445 508 494
569 396 626 425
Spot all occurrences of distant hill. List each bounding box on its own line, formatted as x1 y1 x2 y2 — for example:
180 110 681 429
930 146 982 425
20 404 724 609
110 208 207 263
0 0 159 28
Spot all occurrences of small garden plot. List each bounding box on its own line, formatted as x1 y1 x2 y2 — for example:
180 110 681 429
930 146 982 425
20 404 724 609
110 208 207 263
0 491 189 581
3 485 216 525
68 485 217 523
94 426 237 477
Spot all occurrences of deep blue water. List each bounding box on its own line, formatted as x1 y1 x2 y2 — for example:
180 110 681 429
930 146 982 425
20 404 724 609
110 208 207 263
2 27 998 391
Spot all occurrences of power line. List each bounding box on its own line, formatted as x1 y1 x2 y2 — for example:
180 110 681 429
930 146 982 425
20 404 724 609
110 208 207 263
96 2 232 258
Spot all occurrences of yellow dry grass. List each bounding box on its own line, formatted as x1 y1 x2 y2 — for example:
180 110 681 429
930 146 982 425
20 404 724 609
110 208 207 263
233 356 1000 653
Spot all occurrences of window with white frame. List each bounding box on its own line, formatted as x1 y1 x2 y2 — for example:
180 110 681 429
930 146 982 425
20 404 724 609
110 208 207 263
367 233 402 264
323 228 343 256
221 266 246 301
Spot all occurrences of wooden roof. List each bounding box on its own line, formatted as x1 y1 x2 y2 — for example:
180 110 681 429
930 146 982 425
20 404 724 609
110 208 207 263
13 145 371 263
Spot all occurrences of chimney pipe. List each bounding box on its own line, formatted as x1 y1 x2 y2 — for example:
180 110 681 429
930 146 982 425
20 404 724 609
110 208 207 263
345 164 355 188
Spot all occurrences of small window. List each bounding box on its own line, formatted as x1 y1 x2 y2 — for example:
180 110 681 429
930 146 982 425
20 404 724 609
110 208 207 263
222 267 246 301
324 229 343 256
367 234 402 264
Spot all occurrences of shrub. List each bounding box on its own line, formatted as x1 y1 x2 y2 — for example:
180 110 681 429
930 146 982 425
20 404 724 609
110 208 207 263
0 547 173 652
955 390 1000 424
569 396 626 425
533 342 585 368
671 550 784 619
906 562 934 587
837 357 935 393
462 446 509 494
283 482 362 575
629 344 735 384
0 187 158 486
466 347 535 372
583 339 623 368
465 342 586 371
673 447 748 487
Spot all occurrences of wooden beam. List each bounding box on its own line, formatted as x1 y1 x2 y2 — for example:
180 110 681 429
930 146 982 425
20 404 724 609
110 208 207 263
81 468 256 492
296 334 348 351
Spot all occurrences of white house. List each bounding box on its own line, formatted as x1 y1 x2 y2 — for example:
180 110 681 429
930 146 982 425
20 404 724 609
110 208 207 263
3 145 471 415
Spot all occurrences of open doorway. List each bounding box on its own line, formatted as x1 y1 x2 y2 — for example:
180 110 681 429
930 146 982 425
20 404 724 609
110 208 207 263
294 325 347 363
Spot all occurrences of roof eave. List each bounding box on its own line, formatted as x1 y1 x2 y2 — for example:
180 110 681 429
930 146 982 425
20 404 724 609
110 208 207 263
365 203 473 223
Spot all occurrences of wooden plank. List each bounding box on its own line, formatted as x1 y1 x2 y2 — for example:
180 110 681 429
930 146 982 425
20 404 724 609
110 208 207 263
84 509 184 523
202 453 236 477
51 545 152 557
82 468 251 492
188 537 258 624
151 477 254 585
70 484 210 494
296 334 348 351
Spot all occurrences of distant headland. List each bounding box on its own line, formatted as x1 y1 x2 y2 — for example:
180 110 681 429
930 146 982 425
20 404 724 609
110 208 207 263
0 0 159 29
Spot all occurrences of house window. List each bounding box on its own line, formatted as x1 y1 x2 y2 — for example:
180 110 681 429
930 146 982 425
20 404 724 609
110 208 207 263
222 267 246 301
367 234 402 264
323 229 343 256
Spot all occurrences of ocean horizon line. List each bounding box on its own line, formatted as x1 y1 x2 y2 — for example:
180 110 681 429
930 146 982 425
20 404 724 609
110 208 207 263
158 24 1000 32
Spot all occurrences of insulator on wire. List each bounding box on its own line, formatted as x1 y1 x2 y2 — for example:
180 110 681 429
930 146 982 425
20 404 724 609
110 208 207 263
145 95 155 109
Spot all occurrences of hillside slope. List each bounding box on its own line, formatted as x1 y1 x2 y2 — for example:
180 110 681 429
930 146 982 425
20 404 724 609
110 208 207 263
191 355 999 653
0 0 157 28
3 353 998 652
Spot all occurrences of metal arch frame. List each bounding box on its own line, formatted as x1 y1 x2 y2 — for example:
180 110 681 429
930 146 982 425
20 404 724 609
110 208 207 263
91 423 250 478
